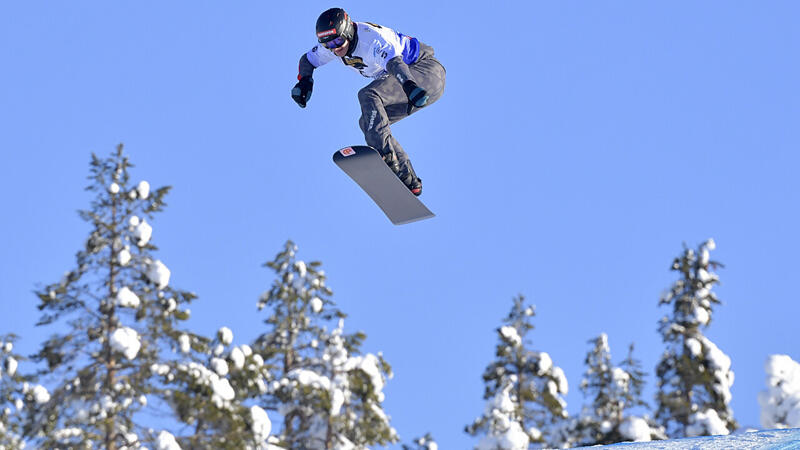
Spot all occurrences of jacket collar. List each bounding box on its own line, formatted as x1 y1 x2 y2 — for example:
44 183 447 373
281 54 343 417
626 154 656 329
345 23 359 57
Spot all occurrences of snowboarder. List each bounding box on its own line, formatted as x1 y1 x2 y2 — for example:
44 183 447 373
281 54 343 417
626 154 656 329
292 8 446 196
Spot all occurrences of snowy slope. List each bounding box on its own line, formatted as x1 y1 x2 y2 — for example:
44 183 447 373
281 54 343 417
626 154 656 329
590 428 800 449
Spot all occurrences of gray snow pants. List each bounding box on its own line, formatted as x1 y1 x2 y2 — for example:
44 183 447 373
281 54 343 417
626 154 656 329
357 55 446 180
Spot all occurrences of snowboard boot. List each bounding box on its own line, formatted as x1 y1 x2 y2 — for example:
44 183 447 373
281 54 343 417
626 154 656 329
380 147 421 196
378 148 400 174
398 170 422 196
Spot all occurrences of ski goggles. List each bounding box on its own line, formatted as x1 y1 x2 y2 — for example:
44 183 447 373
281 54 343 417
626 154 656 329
322 36 347 49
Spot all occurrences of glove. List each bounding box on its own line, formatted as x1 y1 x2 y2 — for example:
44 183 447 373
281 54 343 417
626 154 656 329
291 76 313 108
402 80 429 113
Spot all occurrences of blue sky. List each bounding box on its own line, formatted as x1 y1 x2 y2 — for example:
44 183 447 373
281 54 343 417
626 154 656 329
1 1 799 448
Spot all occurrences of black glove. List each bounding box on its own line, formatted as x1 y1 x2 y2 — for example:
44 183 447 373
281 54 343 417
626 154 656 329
291 76 313 108
402 80 429 113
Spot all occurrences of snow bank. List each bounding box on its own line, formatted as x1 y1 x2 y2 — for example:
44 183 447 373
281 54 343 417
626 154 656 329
620 417 652 442
476 421 529 450
605 428 800 449
686 409 729 437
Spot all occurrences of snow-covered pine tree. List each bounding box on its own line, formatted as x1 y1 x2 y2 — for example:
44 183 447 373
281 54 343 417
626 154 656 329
253 241 397 449
402 432 438 450
24 145 270 449
156 325 275 449
617 344 648 415
577 333 617 444
617 343 666 442
655 239 736 438
1 334 27 450
466 295 569 449
758 354 800 428
571 336 662 446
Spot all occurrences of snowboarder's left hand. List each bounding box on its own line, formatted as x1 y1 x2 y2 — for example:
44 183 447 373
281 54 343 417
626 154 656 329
402 80 428 113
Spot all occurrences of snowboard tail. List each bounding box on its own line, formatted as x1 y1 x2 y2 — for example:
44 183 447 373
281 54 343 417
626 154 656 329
333 146 434 225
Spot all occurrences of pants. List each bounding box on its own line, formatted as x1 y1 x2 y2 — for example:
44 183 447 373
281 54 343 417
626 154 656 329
357 56 446 180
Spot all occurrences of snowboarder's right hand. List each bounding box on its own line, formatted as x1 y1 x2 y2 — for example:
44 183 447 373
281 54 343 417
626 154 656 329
291 76 313 108
401 80 429 114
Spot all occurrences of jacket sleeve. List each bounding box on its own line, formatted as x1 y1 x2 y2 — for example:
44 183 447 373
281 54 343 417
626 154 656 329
299 44 337 79
384 41 435 84
385 56 416 85
298 53 316 79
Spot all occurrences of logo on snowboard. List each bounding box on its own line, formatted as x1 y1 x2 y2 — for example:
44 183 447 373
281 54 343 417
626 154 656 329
340 147 356 157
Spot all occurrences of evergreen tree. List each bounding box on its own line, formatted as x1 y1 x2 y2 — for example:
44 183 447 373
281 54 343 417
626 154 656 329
156 325 275 449
571 336 662 446
24 145 270 448
466 295 569 449
758 354 800 429
253 241 397 449
617 344 665 441
402 432 437 450
0 335 27 450
617 344 648 414
655 239 736 438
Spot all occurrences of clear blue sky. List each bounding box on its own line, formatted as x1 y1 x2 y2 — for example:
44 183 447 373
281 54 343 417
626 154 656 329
1 1 799 448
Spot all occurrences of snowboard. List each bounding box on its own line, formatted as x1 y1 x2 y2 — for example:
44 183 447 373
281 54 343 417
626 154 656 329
333 146 434 225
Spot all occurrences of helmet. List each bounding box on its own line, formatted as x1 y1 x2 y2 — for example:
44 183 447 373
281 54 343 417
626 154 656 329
315 8 355 44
